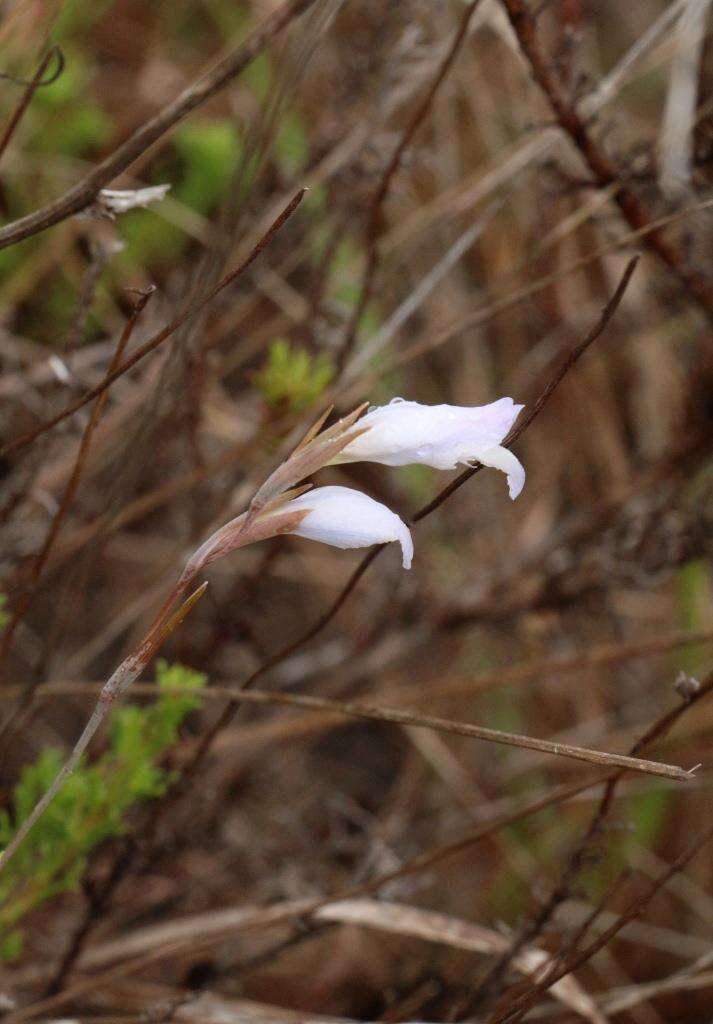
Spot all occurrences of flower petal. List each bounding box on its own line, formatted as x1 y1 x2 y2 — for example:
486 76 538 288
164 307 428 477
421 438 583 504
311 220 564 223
338 397 524 482
476 445 526 500
285 486 413 568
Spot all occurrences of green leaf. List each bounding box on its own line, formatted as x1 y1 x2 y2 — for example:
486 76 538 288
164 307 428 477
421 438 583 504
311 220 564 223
0 930 23 962
254 339 334 412
173 121 241 214
0 663 205 949
275 111 309 178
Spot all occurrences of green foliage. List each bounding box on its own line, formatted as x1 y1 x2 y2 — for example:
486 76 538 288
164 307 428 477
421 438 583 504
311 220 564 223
0 661 204 959
54 0 116 37
626 786 671 850
0 594 8 630
172 121 241 214
33 48 111 158
255 338 333 411
118 120 240 268
275 111 309 178
677 558 711 676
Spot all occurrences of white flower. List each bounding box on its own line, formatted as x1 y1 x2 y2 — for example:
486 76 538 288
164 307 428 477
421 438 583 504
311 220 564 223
338 397 525 499
283 486 413 569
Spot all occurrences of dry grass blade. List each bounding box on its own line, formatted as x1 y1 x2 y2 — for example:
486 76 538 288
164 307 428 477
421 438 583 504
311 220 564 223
4 4 713 1019
658 0 711 197
193 686 690 780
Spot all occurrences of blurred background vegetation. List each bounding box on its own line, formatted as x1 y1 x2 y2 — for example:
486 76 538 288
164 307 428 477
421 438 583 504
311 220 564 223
1 1 713 1021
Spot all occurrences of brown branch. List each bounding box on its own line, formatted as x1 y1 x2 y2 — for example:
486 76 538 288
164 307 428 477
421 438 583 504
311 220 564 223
0 47 64 166
336 0 484 368
413 254 639 521
0 189 306 459
8 681 692 781
7 773 608 1021
19 651 711 1017
0 0 319 251
500 0 713 324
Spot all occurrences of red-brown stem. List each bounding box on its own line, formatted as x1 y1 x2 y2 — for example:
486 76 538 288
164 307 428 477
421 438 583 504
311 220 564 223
500 0 713 323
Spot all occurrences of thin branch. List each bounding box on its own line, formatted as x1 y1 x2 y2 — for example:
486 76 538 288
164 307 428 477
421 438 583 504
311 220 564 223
167 257 639 791
7 774 608 1022
471 667 713 1016
0 46 64 166
491 823 713 1024
8 681 692 781
2 257 638 997
0 0 319 250
355 194 713 387
16 650 712 1022
413 255 639 521
0 189 306 459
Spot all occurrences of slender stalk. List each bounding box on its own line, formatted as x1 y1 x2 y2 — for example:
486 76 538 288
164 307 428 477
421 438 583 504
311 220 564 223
20 682 691 781
0 47 63 166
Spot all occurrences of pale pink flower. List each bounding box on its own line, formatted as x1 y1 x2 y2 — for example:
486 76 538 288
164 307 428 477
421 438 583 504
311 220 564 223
337 397 525 499
284 486 413 568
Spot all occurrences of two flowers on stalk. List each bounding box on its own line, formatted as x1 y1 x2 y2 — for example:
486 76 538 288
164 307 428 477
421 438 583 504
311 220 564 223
191 396 525 577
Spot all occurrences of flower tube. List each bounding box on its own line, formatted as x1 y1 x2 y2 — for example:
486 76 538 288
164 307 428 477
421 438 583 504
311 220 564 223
337 397 525 499
284 485 413 568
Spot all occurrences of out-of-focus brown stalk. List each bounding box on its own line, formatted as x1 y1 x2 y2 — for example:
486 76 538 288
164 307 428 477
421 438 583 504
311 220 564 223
499 0 713 324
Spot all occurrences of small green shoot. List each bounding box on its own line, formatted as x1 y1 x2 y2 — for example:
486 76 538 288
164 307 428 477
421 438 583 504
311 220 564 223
0 661 205 960
255 338 334 411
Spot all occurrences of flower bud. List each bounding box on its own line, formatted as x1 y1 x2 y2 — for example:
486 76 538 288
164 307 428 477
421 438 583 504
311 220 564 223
284 486 413 568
